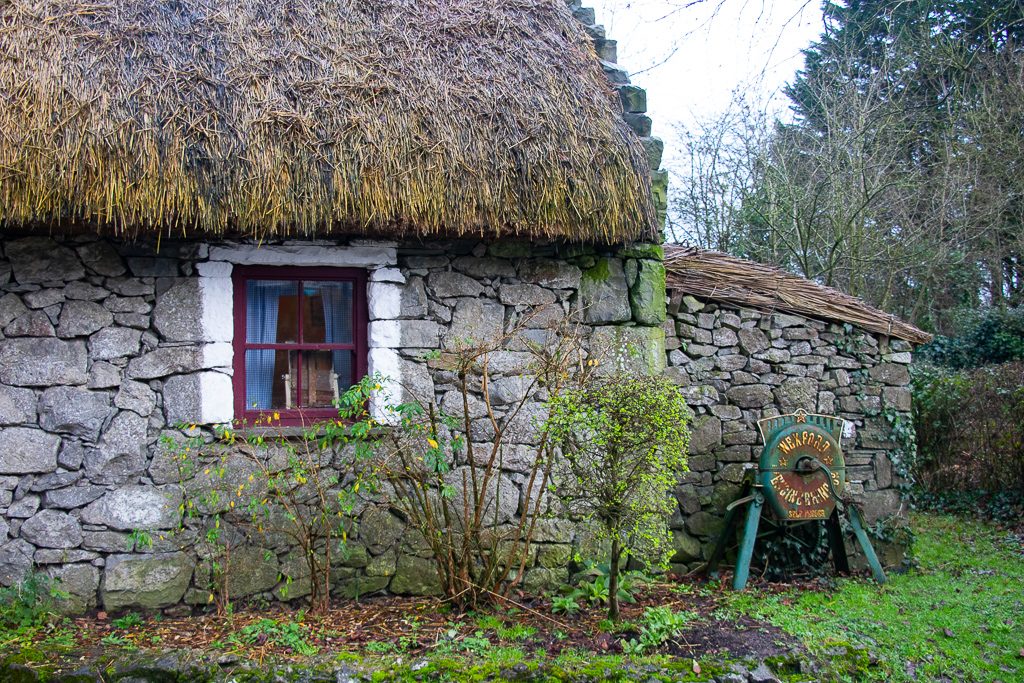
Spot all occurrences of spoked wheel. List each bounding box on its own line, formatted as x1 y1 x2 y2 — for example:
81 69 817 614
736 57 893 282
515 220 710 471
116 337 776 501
751 516 830 581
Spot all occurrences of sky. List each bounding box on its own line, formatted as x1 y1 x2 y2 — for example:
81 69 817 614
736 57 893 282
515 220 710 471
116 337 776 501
590 0 825 167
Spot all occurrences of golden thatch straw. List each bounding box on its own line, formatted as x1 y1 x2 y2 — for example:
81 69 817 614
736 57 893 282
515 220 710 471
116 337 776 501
0 0 656 243
664 246 932 345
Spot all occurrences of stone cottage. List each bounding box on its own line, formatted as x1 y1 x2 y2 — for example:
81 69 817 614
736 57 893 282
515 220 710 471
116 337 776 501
0 0 929 612
0 0 668 610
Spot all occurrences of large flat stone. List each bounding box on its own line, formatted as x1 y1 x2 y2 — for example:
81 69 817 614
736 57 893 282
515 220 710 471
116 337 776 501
0 539 35 587
7 238 85 283
0 338 88 386
389 554 442 596
81 485 183 530
20 509 83 549
0 427 61 474
89 327 143 360
427 271 484 298
101 552 194 610
592 325 666 375
76 241 126 277
126 346 203 379
445 298 504 348
56 300 114 337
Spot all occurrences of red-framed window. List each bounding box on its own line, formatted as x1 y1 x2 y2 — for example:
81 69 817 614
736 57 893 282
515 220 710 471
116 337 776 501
232 266 368 425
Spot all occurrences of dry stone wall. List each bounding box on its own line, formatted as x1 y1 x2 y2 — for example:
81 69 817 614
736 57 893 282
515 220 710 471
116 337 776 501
661 291 913 572
0 235 666 612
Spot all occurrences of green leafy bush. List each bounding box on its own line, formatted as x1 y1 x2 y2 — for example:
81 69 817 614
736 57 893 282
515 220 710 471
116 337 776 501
545 374 691 621
917 307 1024 369
912 361 1024 497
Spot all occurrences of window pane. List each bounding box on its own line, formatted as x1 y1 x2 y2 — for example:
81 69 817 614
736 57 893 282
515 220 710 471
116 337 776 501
302 281 353 344
245 349 296 410
246 280 298 343
301 350 353 408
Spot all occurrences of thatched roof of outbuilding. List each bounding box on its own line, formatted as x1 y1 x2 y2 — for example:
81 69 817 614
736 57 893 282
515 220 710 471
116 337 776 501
664 246 932 345
0 0 656 242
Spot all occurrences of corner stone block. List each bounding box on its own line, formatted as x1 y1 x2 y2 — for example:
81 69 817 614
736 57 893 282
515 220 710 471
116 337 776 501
628 259 667 325
0 427 60 474
102 552 194 610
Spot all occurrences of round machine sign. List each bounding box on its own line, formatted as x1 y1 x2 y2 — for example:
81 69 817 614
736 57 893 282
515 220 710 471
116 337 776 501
757 412 846 520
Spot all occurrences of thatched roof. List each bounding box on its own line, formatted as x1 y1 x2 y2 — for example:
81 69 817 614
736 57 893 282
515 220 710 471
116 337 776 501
0 0 656 242
664 246 932 345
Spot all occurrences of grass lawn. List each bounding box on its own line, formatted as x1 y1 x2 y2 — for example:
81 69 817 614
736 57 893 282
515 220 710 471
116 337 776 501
2 511 1021 682
721 512 1024 682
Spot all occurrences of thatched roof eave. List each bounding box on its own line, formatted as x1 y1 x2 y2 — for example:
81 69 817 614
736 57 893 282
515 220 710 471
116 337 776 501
0 0 657 244
664 246 932 345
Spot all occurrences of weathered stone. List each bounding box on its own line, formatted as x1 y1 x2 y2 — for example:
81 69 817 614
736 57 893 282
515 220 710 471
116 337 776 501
0 293 28 327
716 354 747 372
7 238 84 283
102 552 194 610
89 327 143 360
46 563 100 613
592 325 666 375
628 259 666 325
151 279 205 342
126 346 202 379
389 554 442 596
38 386 112 442
0 427 60 474
104 295 151 314
56 440 86 469
114 380 157 416
54 300 113 338
399 276 428 318
672 529 702 562
64 282 109 301
882 386 912 411
398 319 443 348
445 298 504 347
76 242 126 277
498 283 556 306
518 260 582 290
685 511 725 538
7 494 40 517
22 289 62 309
81 485 182 530
579 258 631 323
774 377 818 413
29 470 82 492
427 271 484 298
0 384 36 425
712 328 738 346
451 255 517 279
0 338 88 386
688 415 722 455
87 361 122 389
726 384 773 408
222 546 279 598
678 384 720 406
84 411 149 484
641 136 664 170
0 539 35 586
43 484 106 509
334 575 390 599
868 363 911 386
81 530 132 552
360 506 405 554
20 509 83 549
6 310 55 337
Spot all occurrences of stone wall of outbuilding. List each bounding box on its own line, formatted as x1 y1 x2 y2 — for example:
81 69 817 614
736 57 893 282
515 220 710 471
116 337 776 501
0 235 667 612
660 290 913 573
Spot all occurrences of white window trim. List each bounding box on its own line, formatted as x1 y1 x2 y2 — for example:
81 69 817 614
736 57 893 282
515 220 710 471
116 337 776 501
194 242 405 424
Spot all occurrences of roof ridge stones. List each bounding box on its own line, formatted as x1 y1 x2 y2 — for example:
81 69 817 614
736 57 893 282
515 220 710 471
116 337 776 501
567 1 668 237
